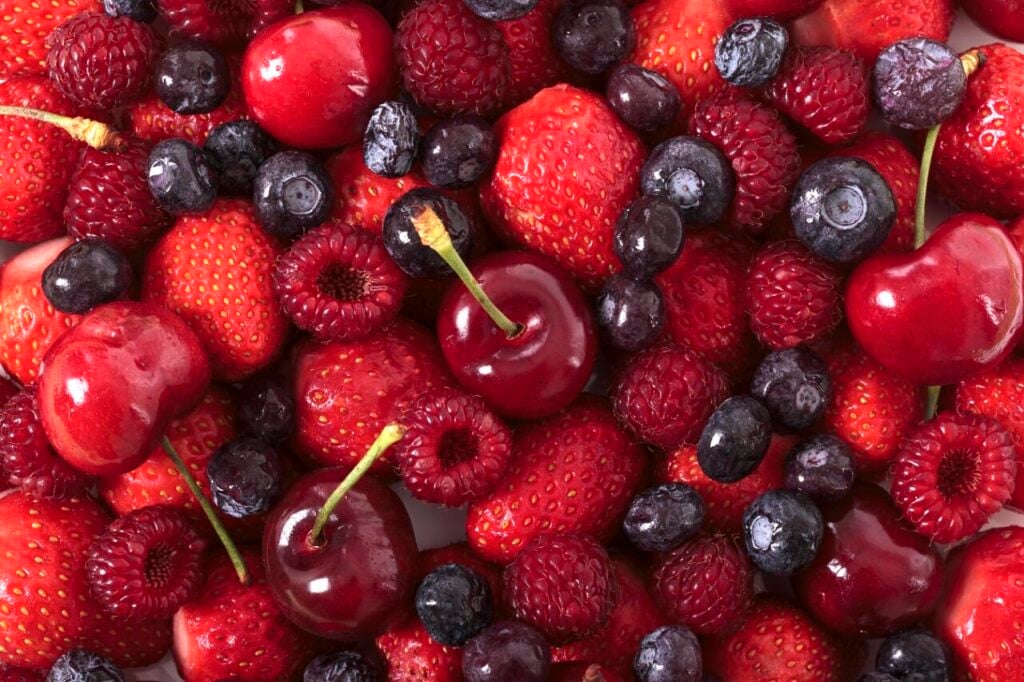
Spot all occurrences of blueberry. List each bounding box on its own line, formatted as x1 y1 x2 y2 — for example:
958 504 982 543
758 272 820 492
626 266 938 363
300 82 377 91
640 136 734 225
606 63 681 132
42 239 132 314
714 18 789 87
147 138 218 215
462 0 538 21
857 675 899 682
462 620 551 682
363 101 419 179
416 563 493 646
876 629 952 682
103 0 157 22
614 196 686 279
743 489 823 575
206 437 283 519
303 651 381 682
784 435 855 503
697 396 772 483
791 157 896 264
382 188 475 278
633 625 703 682
238 374 295 443
253 151 334 238
155 40 230 115
874 38 968 130
47 650 123 682
623 483 704 552
422 115 497 189
750 347 831 431
204 120 279 196
596 275 665 352
553 0 636 75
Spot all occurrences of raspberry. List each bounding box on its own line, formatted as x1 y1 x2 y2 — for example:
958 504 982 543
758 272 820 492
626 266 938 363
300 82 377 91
891 412 1016 544
157 0 293 44
273 222 408 342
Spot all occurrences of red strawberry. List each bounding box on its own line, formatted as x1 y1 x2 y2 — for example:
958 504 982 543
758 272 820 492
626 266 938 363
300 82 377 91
466 396 647 564
0 238 80 384
0 0 101 79
142 198 290 381
495 0 570 106
79 614 171 669
704 597 843 682
157 0 292 44
0 664 43 681
481 85 644 288
689 90 801 236
932 43 1024 219
326 146 432 234
0 490 110 670
376 618 463 682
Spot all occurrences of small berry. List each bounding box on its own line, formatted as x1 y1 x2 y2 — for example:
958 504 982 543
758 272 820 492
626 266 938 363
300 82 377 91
623 483 704 552
382 188 476 278
155 40 230 115
462 0 538 21
303 651 381 682
363 101 420 179
750 347 831 431
743 489 823 575
640 136 733 225
858 674 899 682
462 621 551 682
42 239 133 315
147 138 218 215
206 437 283 519
876 628 952 682
606 63 681 131
697 396 773 484
784 435 856 503
253 151 335 237
203 120 279 196
873 39 967 130
633 626 702 682
421 115 497 189
47 650 123 682
104 0 157 22
553 0 636 74
714 17 789 87
238 374 295 444
614 196 686 280
416 563 494 646
596 275 665 352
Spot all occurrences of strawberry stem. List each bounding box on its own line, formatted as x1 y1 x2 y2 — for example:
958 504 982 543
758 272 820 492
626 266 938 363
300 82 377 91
309 423 405 546
0 105 123 151
161 436 250 585
411 206 522 338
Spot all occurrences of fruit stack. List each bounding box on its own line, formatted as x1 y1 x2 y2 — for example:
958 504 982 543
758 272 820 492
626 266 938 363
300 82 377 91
0 0 1022 679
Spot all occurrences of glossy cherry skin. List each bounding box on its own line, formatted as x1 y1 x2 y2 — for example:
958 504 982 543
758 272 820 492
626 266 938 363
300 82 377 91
845 213 1024 386
963 0 1024 42
37 302 211 476
242 5 396 149
793 484 943 638
437 251 598 419
263 467 418 641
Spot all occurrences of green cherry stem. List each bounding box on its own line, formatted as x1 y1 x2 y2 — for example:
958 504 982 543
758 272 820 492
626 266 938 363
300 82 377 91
161 436 250 585
924 385 942 422
0 105 123 150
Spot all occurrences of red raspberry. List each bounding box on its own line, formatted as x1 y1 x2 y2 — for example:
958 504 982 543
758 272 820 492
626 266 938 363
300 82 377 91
46 12 161 109
395 0 510 116
273 221 408 343
504 533 617 643
746 240 843 350
891 412 1016 544
612 342 730 451
652 533 753 635
157 0 292 44
86 505 207 621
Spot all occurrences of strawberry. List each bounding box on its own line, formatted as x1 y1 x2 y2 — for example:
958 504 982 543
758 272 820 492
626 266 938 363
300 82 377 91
480 85 644 288
932 43 1024 219
376 617 463 682
79 614 171 669
0 0 101 79
326 146 432 234
466 396 647 564
0 238 80 385
0 490 110 669
495 0 570 106
142 198 290 382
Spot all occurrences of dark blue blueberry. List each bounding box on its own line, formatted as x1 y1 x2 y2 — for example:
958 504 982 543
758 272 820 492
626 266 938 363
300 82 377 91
633 625 703 682
606 63 681 132
206 437 283 519
238 374 295 444
697 396 772 483
382 188 475 278
462 620 551 682
42 239 132 314
597 274 665 352
103 0 156 22
857 675 899 682
714 18 789 87
422 115 497 189
155 40 230 115
363 101 419 179
303 651 381 682
640 136 734 225
147 138 218 215
623 483 704 552
614 196 685 280
743 489 823 575
47 650 123 682
750 347 831 431
253 151 334 238
876 629 952 682
784 435 855 503
553 0 636 75
874 39 968 130
416 563 494 646
204 120 279 196
462 0 538 21
791 157 896 264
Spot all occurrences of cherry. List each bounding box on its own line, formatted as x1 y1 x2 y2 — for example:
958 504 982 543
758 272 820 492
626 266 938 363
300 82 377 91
962 0 1024 42
242 5 396 149
793 484 944 637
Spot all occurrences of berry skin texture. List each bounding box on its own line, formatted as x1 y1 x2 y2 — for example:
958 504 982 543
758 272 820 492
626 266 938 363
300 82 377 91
552 0 636 75
147 138 218 215
963 0 1024 41
377 618 464 682
891 412 1016 544
0 0 101 80
697 396 773 484
596 275 665 353
640 136 734 226
875 629 952 682
743 489 823 575
326 145 433 234
363 101 419 179
415 563 493 646
79 615 171 670
496 0 571 106
383 188 476 279
873 39 967 131
126 88 249 147
157 0 292 44
304 652 381 682
623 483 704 552
606 63 681 132
155 40 230 115
750 347 831 432
46 650 123 682
481 84 644 288
42 239 133 315
203 120 278 197
421 115 497 190
252 151 334 238
785 434 856 503
714 17 789 88
206 437 282 518
633 626 702 682
462 621 551 682
504 533 617 644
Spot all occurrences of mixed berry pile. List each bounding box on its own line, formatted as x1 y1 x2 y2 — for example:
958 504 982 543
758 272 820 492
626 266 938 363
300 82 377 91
0 0 1023 679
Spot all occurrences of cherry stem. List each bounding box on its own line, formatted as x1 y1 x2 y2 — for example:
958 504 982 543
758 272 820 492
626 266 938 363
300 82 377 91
0 105 123 151
411 206 521 338
924 385 941 421
161 436 250 585
308 423 406 546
